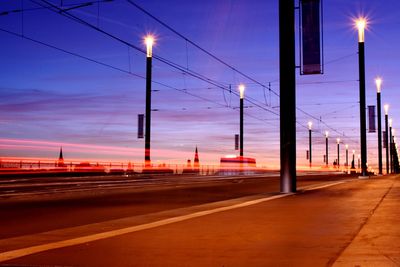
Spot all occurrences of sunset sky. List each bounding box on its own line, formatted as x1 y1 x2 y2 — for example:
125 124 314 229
1 0 399 169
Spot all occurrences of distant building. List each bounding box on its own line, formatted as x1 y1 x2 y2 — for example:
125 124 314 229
57 147 66 167
193 146 200 173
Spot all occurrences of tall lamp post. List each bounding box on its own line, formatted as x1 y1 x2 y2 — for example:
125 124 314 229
308 121 312 167
376 77 383 175
389 118 393 173
337 138 340 168
239 84 245 157
356 18 368 177
144 35 154 168
392 128 395 173
384 104 390 174
325 131 329 167
345 144 349 168
352 150 356 169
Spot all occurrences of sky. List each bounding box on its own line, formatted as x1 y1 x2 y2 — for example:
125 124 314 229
0 0 400 169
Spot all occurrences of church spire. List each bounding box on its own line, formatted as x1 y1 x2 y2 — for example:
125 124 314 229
194 146 199 172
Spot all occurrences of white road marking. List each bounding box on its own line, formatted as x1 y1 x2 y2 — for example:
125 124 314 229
0 180 348 263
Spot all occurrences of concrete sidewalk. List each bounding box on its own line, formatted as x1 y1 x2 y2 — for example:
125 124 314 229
2 175 400 267
334 176 400 266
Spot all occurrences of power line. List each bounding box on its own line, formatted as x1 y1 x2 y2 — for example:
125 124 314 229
125 0 280 97
0 27 277 128
26 0 358 142
123 0 358 141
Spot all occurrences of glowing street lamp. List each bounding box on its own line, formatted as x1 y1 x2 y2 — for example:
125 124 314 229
384 104 390 174
238 84 245 157
376 77 383 174
356 17 368 177
337 138 341 168
345 144 349 168
389 118 393 173
325 131 329 167
308 121 312 167
144 34 155 167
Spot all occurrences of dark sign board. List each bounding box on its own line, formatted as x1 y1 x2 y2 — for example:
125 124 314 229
383 131 387 148
368 106 376 133
138 114 144 139
235 134 239 150
300 0 323 75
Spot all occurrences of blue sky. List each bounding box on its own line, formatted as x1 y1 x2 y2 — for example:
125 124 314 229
0 0 399 169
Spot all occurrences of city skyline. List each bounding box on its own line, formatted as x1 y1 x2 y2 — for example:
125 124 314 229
1 0 400 169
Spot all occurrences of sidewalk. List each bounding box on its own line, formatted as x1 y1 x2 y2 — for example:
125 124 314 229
334 175 400 266
2 175 399 266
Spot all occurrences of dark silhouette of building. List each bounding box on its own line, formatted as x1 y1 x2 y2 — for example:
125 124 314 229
194 146 200 173
57 147 66 167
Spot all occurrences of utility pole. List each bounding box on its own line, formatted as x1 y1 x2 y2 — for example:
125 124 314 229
279 0 296 193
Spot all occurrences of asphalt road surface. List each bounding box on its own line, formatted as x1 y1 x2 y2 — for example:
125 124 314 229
1 172 397 266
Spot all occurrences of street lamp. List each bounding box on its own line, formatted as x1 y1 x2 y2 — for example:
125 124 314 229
384 104 390 174
392 128 396 173
337 138 340 168
144 34 155 168
356 17 368 177
390 118 393 173
325 131 329 167
345 144 349 168
308 121 312 167
376 77 383 175
239 84 245 157
352 150 356 169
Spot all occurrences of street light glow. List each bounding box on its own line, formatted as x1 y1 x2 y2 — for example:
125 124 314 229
356 17 366 43
337 138 340 144
325 131 329 138
144 35 155 58
375 77 382 93
384 104 389 115
389 118 393 127
238 84 245 99
346 144 349 149
308 121 312 130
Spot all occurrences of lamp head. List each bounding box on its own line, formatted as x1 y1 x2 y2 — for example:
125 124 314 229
355 17 366 43
375 77 382 93
325 131 329 138
384 104 389 115
308 121 312 130
337 138 340 144
238 84 245 99
144 35 155 58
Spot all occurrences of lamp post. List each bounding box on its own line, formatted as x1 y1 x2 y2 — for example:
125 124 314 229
376 78 383 175
385 104 389 174
308 121 312 167
144 35 154 168
390 118 393 173
279 0 296 193
356 18 368 177
325 131 329 167
358 154 361 169
337 138 340 168
345 144 349 168
392 128 395 174
239 84 245 157
352 150 356 169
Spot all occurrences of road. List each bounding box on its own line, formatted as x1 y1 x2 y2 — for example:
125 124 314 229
1 173 398 266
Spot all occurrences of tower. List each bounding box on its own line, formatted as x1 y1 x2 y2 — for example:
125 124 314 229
194 146 200 173
57 147 65 167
